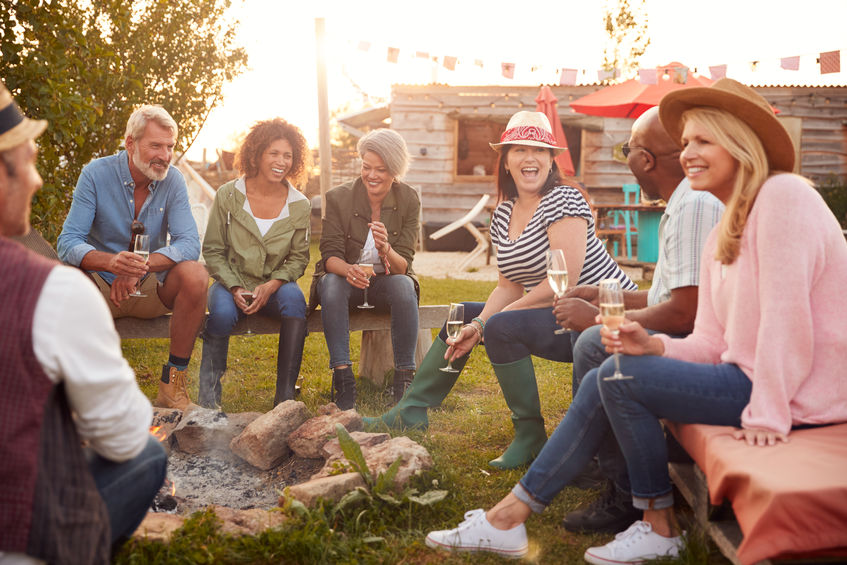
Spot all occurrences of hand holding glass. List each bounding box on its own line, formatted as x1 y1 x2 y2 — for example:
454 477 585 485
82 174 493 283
440 303 464 373
129 234 149 297
599 278 631 380
239 291 255 335
357 248 378 309
546 248 568 334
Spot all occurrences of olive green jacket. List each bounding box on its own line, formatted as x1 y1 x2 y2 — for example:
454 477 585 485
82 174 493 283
203 178 311 291
308 177 420 310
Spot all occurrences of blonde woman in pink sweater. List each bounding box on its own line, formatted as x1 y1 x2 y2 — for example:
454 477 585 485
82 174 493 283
423 79 847 564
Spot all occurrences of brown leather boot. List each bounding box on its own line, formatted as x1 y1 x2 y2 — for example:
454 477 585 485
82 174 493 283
155 365 196 412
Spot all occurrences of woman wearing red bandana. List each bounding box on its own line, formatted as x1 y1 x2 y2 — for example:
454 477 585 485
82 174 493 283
364 111 635 469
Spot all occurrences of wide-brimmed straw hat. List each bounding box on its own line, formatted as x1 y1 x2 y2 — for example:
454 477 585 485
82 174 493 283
659 78 794 172
489 110 566 155
0 81 47 151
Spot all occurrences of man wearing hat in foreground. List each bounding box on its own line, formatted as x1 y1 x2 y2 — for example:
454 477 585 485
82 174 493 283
0 81 166 564
57 104 208 411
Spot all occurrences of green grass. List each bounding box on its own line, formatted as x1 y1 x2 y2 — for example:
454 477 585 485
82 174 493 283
116 243 728 564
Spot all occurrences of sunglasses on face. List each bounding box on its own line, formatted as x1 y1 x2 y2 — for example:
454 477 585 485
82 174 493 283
622 142 654 160
622 142 680 161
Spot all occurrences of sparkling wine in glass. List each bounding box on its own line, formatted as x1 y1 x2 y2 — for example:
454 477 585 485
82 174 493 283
546 248 569 335
357 248 378 309
239 291 255 335
440 303 464 373
130 234 150 297
598 278 631 381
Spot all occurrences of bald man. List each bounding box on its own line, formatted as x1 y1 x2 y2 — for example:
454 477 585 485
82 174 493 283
555 107 724 534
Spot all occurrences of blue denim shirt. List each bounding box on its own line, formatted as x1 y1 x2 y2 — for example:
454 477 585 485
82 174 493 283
57 150 200 284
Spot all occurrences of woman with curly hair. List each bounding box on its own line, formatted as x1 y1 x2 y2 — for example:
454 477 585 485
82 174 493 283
199 118 311 408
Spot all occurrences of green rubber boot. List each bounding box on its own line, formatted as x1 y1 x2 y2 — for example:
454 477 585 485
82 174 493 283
363 337 469 430
489 357 547 469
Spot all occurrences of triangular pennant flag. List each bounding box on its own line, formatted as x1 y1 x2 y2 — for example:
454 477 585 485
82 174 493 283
501 62 515 79
416 51 429 59
820 50 841 74
597 68 616 82
781 56 800 71
387 47 399 64
443 56 457 71
709 65 727 80
358 41 371 51
559 68 577 86
638 68 658 84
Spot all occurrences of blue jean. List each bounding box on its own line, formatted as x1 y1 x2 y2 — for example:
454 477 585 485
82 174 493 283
513 354 751 513
571 325 664 493
87 436 167 544
483 307 578 365
512 369 613 513
318 273 418 370
205 280 306 337
598 355 750 509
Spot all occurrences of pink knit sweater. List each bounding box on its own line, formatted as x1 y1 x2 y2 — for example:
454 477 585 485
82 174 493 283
658 174 847 435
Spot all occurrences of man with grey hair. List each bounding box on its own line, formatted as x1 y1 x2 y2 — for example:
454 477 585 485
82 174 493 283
58 105 208 411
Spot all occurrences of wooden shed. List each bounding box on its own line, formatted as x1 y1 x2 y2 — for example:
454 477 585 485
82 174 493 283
378 83 847 231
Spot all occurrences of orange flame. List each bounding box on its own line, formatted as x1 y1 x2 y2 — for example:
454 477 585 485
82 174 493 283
165 478 176 496
149 426 167 442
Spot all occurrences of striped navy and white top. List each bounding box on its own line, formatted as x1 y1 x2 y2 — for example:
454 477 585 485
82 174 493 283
490 185 638 292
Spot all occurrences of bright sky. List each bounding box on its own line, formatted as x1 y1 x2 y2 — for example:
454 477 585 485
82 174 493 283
184 0 847 160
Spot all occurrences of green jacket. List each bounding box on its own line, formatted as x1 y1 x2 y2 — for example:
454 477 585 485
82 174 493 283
308 177 420 310
203 178 311 291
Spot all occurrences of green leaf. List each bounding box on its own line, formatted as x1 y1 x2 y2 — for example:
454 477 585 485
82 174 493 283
333 487 371 513
407 490 449 506
373 457 403 494
335 423 373 488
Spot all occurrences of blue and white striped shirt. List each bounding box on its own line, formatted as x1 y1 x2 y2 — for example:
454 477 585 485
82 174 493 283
490 185 637 291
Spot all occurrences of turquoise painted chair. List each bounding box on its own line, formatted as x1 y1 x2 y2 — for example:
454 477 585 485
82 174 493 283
607 183 640 259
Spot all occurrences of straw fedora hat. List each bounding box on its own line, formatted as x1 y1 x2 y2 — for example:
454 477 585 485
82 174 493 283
659 78 795 172
490 110 566 155
0 81 47 151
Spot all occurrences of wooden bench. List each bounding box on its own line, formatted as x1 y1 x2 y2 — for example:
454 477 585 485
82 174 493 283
666 422 847 565
114 305 450 384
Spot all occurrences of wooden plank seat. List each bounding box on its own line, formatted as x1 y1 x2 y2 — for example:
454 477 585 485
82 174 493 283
114 305 450 384
666 421 847 565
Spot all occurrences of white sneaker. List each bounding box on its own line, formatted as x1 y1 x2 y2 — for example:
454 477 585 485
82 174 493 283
425 508 528 559
584 520 684 565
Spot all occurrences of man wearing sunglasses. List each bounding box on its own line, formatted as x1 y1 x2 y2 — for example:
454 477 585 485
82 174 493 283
58 105 208 412
551 107 724 534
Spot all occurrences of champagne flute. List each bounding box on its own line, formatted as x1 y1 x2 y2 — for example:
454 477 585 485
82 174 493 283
357 248 377 309
129 234 149 297
546 248 569 335
239 291 255 335
440 303 464 373
598 278 631 381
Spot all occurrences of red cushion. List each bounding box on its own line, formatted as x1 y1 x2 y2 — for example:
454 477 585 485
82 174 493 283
667 422 847 565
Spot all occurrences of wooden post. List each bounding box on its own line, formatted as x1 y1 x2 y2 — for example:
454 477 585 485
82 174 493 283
315 17 331 219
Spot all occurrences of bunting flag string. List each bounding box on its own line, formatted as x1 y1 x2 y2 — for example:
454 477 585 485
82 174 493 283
348 38 844 83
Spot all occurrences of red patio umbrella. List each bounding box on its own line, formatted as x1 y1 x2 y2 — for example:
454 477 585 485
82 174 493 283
569 63 713 119
535 85 576 176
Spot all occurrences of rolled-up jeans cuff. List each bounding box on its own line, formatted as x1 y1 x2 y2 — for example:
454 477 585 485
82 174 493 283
632 491 674 511
511 482 547 514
